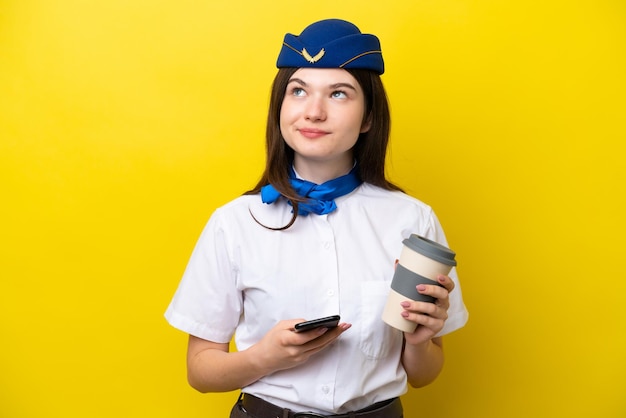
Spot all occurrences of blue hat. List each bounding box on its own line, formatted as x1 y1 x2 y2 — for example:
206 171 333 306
276 19 384 74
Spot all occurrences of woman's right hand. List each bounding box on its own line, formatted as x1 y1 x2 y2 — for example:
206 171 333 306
249 319 351 375
186 319 350 393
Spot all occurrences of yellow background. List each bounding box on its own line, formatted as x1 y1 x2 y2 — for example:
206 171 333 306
1 0 624 417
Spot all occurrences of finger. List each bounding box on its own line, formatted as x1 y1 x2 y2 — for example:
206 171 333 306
302 323 350 350
437 275 455 293
416 284 450 309
285 319 308 332
291 326 330 345
402 309 447 330
315 323 351 341
402 300 447 320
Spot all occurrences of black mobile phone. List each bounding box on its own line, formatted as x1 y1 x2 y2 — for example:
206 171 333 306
293 315 340 333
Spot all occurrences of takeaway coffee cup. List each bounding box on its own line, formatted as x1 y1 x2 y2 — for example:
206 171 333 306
382 234 457 332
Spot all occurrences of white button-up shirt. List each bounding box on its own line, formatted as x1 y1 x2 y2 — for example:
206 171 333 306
165 183 468 414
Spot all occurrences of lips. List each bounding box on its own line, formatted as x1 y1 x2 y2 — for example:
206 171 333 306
298 128 329 139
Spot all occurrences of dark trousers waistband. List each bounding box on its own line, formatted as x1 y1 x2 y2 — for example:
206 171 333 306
238 394 403 418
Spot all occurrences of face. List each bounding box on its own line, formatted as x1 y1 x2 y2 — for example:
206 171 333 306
280 68 370 181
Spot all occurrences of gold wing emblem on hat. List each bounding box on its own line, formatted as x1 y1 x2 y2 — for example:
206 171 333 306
302 48 325 63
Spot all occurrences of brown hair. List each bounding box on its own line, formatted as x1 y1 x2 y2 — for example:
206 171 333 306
246 67 402 229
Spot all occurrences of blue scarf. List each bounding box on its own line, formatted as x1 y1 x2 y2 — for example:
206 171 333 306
261 166 362 216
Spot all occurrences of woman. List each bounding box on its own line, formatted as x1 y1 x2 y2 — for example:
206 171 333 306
165 19 468 418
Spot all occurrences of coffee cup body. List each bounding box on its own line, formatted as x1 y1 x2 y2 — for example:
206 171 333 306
382 235 456 332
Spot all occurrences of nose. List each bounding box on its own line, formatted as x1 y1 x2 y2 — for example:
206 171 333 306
304 96 326 122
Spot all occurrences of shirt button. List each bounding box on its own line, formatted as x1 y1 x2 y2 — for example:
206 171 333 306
326 289 335 296
323 241 331 249
322 385 330 394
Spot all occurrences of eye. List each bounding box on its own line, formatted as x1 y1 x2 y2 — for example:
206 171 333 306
331 90 347 99
290 87 306 97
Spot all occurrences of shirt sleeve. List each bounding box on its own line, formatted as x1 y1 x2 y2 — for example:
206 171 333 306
422 210 469 337
164 209 242 343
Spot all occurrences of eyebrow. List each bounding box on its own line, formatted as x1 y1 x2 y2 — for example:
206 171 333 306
287 78 358 92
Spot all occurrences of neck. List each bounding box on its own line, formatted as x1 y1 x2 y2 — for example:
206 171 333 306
293 156 354 184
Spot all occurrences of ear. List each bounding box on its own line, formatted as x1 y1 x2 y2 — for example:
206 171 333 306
360 113 372 133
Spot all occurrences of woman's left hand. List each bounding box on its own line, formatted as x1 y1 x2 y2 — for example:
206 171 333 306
401 274 455 346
